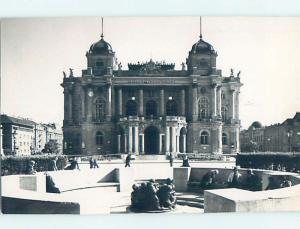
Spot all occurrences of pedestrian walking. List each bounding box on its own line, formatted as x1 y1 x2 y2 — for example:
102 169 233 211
93 158 99 168
125 153 131 167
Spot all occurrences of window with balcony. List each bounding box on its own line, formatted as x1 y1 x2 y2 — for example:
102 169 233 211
166 100 178 116
96 131 104 146
222 133 228 145
95 98 106 120
221 106 228 122
199 97 209 119
126 100 137 116
146 100 158 117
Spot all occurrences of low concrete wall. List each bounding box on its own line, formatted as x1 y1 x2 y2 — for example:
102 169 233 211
47 168 117 192
204 172 300 213
2 196 80 214
115 168 135 192
173 167 191 192
204 189 236 212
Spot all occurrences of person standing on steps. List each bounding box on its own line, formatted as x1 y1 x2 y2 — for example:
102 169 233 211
169 152 175 167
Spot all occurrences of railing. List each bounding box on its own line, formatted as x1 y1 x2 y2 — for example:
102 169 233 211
166 116 186 123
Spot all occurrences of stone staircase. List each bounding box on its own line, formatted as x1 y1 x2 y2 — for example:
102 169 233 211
176 192 204 209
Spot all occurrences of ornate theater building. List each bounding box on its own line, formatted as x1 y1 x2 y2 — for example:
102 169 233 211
61 25 242 156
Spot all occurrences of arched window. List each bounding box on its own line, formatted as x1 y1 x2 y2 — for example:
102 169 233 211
95 98 106 120
95 131 104 146
146 100 158 117
199 97 209 119
166 100 178 116
200 131 209 145
221 106 228 122
222 133 228 145
126 100 137 116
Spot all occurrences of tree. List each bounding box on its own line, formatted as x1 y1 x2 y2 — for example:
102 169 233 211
42 140 60 154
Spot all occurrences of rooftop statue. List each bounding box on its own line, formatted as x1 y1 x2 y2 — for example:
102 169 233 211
69 68 74 77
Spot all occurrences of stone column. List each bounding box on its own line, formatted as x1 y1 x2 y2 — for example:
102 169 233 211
171 126 176 153
181 89 185 116
118 88 122 116
86 88 93 122
231 89 236 120
160 89 165 116
139 89 144 116
134 126 139 154
81 87 85 120
192 85 198 121
212 84 217 117
68 91 73 122
235 91 239 120
128 126 133 153
235 126 240 153
106 84 112 119
140 134 144 154
182 134 186 153
124 134 127 153
217 86 222 117
64 89 70 123
0 125 3 156
117 134 121 154
159 134 163 154
176 134 180 153
165 126 170 153
217 124 222 153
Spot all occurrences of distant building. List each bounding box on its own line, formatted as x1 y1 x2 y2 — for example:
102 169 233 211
1 114 35 156
1 114 63 155
61 25 242 156
34 123 47 153
240 112 300 152
42 123 63 153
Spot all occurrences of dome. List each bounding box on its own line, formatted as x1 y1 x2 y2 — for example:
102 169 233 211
191 38 215 54
89 38 113 55
250 121 263 129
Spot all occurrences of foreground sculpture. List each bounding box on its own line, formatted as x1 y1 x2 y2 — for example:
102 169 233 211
131 178 176 212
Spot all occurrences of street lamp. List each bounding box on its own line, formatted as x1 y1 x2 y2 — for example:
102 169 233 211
12 129 17 155
267 138 271 152
287 130 293 152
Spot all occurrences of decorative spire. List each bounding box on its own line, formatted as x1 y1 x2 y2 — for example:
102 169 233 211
101 17 104 39
199 16 203 39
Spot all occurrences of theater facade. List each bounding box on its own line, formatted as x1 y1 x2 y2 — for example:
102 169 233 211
61 30 242 156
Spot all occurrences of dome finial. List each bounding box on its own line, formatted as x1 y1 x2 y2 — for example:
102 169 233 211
101 17 104 39
199 16 203 39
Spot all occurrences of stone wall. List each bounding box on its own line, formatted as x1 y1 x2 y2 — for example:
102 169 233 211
2 196 80 214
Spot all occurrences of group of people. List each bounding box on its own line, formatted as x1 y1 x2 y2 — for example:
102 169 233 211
131 178 176 211
245 161 300 173
200 166 294 192
200 167 262 192
266 175 293 190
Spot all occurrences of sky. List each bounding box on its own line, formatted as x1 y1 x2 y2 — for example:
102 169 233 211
1 16 300 129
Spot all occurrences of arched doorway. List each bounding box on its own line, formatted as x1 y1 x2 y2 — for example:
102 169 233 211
145 100 158 118
144 126 159 154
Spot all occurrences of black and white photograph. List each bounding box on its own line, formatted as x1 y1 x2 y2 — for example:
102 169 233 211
1 16 300 215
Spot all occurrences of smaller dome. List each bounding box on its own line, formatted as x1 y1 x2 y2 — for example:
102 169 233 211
191 38 215 54
250 121 263 129
89 38 113 55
